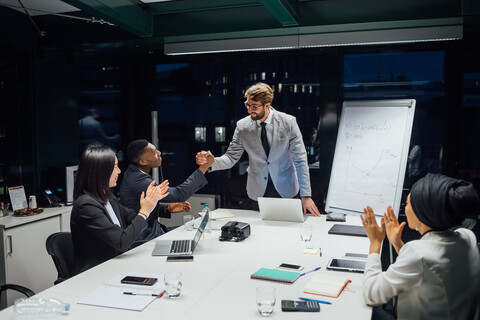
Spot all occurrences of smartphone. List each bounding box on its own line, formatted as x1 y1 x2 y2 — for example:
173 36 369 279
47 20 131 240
276 263 304 271
167 255 194 262
120 276 158 286
326 258 366 273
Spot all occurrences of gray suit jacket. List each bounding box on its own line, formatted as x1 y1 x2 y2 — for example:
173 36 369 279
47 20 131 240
211 107 311 200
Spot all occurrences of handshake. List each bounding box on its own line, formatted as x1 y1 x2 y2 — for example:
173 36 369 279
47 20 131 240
196 150 215 167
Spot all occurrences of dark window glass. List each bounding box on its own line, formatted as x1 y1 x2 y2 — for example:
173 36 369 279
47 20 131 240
343 51 445 187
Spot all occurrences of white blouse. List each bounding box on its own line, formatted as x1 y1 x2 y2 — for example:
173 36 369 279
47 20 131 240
363 228 480 320
104 201 121 227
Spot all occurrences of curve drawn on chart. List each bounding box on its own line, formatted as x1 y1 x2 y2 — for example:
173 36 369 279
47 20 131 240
344 146 396 197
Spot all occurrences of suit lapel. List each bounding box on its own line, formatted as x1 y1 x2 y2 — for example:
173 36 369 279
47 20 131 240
269 108 280 154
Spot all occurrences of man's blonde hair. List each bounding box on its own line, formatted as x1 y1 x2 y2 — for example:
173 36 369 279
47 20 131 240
244 82 273 105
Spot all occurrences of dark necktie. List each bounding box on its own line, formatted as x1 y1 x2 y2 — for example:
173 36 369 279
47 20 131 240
260 122 270 156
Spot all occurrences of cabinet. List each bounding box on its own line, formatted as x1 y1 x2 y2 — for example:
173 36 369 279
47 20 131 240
0 206 71 308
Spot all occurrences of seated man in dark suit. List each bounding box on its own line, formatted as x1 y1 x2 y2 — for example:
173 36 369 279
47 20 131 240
120 139 214 246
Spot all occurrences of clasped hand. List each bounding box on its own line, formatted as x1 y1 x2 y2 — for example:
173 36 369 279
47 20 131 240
196 150 214 166
139 180 170 218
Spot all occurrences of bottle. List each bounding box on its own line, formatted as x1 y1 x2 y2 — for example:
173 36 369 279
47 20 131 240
14 297 70 316
201 203 212 234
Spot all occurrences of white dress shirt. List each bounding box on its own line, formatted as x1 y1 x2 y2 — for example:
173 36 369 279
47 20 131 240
104 201 121 227
363 228 480 320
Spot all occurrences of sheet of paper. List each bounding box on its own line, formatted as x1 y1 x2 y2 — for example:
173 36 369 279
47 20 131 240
78 272 165 311
199 208 236 219
8 186 28 210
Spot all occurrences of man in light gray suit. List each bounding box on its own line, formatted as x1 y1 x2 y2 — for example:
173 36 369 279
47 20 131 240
197 83 321 216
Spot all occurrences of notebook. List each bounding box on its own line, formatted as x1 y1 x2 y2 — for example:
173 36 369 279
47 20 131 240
258 197 305 222
303 274 351 298
328 224 367 237
152 211 209 256
250 268 301 284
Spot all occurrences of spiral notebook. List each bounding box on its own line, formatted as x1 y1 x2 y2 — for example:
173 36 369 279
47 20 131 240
250 268 301 284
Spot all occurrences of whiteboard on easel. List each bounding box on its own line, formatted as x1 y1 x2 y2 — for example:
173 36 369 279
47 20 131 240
325 99 416 217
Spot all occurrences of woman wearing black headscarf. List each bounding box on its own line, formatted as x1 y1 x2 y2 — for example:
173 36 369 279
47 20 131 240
361 174 480 320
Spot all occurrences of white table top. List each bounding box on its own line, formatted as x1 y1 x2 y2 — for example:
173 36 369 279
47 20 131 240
0 206 72 229
0 209 372 319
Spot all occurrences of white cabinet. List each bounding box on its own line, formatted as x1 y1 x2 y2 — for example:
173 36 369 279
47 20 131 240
0 207 72 308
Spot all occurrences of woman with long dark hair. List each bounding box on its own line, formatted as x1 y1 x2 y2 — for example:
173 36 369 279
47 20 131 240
71 144 169 274
361 174 480 319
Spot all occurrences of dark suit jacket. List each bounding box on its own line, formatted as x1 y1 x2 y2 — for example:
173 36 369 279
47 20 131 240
119 164 208 243
71 194 148 275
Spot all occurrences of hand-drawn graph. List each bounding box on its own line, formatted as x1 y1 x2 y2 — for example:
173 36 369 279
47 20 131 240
326 100 415 216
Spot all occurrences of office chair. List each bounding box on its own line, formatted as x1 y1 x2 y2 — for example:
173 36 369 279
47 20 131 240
46 232 75 285
0 284 35 301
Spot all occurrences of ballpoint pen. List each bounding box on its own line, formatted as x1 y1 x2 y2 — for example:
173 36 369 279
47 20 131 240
300 267 321 276
124 291 165 298
298 297 332 305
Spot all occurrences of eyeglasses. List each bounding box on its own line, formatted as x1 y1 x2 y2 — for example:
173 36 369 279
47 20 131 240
244 101 264 111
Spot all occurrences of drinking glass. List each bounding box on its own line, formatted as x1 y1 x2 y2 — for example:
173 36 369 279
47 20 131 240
183 215 194 231
164 272 182 298
256 286 275 316
300 224 313 242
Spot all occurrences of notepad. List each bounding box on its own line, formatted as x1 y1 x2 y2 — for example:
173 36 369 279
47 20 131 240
78 273 165 311
303 274 351 298
250 268 301 284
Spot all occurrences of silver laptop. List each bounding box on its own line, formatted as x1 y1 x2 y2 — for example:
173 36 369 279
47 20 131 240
258 197 305 222
152 211 209 256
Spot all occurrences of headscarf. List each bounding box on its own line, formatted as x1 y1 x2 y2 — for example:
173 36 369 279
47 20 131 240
410 173 479 230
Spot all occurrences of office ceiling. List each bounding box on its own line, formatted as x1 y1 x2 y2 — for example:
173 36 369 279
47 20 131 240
0 0 479 53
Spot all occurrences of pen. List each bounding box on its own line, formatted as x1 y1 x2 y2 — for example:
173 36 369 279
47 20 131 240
298 297 332 305
123 291 165 298
319 247 322 257
300 267 321 276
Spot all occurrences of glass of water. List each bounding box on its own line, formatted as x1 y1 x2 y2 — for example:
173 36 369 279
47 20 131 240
256 286 275 316
183 215 194 231
300 224 313 242
164 272 182 298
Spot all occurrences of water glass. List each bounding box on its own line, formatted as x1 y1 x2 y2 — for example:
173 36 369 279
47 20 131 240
164 272 182 298
256 286 275 316
300 224 313 242
183 215 194 231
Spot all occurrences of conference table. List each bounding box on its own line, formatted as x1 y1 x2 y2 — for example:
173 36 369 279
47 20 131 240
0 209 373 319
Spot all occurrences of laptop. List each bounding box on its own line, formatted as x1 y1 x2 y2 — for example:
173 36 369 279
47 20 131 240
328 224 367 237
152 211 209 256
258 197 305 222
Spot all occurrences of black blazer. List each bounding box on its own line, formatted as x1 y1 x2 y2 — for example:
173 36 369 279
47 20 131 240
119 164 208 216
71 194 148 275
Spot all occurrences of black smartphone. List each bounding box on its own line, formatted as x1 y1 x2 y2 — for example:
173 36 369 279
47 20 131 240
167 255 194 262
120 276 158 286
276 263 304 271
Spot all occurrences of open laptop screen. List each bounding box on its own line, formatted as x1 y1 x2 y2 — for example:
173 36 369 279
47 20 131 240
192 211 209 251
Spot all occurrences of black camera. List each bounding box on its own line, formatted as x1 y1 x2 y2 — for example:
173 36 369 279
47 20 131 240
219 221 251 242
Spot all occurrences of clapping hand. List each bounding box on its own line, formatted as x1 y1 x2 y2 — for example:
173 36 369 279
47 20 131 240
139 180 170 217
361 206 386 254
383 206 405 253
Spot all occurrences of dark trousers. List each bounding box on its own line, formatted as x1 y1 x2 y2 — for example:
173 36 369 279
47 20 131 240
251 176 288 210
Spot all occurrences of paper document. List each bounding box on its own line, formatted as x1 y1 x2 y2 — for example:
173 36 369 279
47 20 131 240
200 208 236 220
8 186 28 210
78 273 165 311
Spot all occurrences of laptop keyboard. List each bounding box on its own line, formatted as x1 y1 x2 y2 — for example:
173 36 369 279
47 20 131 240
170 240 190 253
